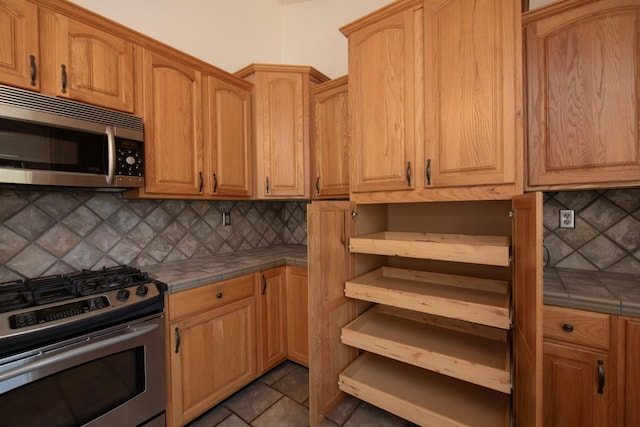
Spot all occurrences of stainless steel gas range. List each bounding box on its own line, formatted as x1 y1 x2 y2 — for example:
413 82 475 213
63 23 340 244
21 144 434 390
0 266 167 427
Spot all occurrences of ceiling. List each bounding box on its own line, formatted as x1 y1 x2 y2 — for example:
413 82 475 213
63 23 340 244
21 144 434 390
275 0 313 5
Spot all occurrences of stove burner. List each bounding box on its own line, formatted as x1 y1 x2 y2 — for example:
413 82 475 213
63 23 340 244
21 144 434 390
72 266 147 296
0 281 32 312
27 274 74 305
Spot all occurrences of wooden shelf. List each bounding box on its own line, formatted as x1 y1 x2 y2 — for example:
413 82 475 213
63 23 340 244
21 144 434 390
349 231 511 266
341 306 511 393
339 352 511 427
345 267 511 329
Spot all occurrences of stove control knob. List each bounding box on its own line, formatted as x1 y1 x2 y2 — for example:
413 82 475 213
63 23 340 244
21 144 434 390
117 288 130 301
136 284 149 297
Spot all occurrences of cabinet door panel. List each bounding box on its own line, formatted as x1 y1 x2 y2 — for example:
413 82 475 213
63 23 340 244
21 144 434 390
206 76 252 197
543 342 613 427
526 1 640 187
348 7 418 193
53 15 134 112
620 317 640 426
425 0 519 187
142 49 203 195
286 266 308 366
257 267 287 373
0 0 39 90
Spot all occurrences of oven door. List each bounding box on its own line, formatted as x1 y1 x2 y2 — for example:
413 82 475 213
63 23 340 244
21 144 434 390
0 313 165 427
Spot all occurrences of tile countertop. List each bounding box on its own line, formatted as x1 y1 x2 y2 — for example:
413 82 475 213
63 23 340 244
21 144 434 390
144 244 307 294
544 267 640 317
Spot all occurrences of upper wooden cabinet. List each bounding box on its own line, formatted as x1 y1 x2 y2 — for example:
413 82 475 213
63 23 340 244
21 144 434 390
311 76 349 199
524 0 640 190
341 0 421 194
235 64 329 199
0 0 39 90
40 11 135 112
204 75 253 197
139 49 204 196
341 0 523 203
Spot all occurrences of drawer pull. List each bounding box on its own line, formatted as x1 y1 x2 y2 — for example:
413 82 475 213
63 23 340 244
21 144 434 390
562 323 574 332
175 327 180 353
216 292 223 299
598 360 605 394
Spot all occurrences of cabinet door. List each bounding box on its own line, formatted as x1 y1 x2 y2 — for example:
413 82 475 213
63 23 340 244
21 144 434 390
525 1 640 188
311 76 349 198
543 342 614 427
141 49 203 195
619 317 640 426
512 192 543 427
257 267 287 373
254 71 308 198
424 0 521 188
347 2 420 193
307 201 357 427
0 0 39 90
285 266 308 366
51 15 134 112
205 76 252 197
169 297 256 426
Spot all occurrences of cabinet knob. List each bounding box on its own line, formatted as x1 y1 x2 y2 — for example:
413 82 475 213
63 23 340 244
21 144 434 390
562 323 574 332
216 292 223 299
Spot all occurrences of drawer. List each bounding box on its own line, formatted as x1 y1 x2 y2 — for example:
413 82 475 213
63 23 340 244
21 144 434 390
543 305 610 350
167 274 255 321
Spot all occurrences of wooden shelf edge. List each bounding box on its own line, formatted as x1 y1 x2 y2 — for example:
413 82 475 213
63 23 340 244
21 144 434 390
341 307 512 393
339 353 511 427
349 231 511 266
345 267 511 329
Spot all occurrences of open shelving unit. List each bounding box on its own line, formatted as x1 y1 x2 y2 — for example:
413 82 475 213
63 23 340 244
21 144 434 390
339 226 513 426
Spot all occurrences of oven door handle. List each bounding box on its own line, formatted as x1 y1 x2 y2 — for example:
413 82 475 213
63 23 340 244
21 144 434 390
0 322 159 383
106 125 116 185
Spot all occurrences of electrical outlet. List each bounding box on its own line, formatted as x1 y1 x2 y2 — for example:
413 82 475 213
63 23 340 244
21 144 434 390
559 209 575 229
222 212 231 226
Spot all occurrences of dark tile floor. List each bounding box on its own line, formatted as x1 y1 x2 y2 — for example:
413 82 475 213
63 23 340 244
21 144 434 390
186 361 418 427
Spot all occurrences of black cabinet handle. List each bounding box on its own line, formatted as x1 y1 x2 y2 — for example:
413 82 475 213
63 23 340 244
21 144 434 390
216 292 223 299
198 171 203 192
261 275 267 295
562 323 574 332
315 177 320 194
265 177 270 194
597 359 605 394
406 161 412 187
213 173 218 193
29 55 36 86
61 64 67 93
426 158 431 186
174 327 180 353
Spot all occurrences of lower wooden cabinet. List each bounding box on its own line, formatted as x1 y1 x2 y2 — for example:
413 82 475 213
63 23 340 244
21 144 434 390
166 274 257 427
286 265 309 366
543 305 616 427
618 316 640 426
256 267 288 373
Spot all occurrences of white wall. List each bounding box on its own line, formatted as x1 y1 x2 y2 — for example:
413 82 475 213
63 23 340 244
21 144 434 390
69 0 393 77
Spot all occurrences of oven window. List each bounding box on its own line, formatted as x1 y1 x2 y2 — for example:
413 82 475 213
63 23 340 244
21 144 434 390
0 347 145 427
0 117 107 174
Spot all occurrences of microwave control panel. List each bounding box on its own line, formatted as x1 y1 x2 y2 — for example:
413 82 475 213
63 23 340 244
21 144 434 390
115 139 144 177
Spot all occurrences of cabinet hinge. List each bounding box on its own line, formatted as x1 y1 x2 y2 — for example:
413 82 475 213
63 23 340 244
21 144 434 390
508 210 515 219
351 210 358 219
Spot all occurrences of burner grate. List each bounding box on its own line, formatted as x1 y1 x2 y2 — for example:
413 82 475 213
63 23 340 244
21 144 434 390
0 281 33 313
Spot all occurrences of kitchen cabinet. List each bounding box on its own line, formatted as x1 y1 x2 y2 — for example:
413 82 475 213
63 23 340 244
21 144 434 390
308 195 543 426
307 201 357 426
542 305 617 427
311 75 349 199
256 266 287 373
285 265 309 366
166 274 257 427
235 64 329 199
340 0 523 203
618 316 640 426
138 48 204 196
0 0 39 91
39 10 135 112
204 75 253 197
524 0 640 190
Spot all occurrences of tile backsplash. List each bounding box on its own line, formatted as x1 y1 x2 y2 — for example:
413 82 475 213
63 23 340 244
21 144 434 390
543 189 640 274
0 189 307 282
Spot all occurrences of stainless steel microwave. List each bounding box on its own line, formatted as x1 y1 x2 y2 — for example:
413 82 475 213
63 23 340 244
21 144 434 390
0 84 144 189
